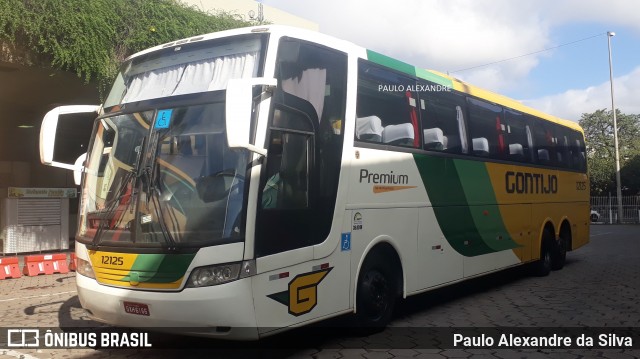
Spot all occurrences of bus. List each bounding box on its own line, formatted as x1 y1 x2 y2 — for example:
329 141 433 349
39 25 589 339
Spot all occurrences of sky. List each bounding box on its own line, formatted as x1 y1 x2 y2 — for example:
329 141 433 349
261 0 640 122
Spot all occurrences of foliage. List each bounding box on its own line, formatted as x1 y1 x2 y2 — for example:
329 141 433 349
621 155 640 195
579 109 640 195
0 0 253 95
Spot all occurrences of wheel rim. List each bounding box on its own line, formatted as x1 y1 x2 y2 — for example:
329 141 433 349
361 269 390 321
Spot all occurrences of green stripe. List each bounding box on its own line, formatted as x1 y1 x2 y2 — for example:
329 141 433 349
454 161 520 252
366 50 453 88
366 50 416 77
413 154 492 256
415 68 454 88
413 154 518 256
124 253 195 283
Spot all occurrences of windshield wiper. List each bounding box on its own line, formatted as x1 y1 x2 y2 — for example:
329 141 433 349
140 131 178 249
140 164 178 248
92 138 145 247
91 169 137 247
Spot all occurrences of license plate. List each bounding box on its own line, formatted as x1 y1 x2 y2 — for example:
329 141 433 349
123 301 150 316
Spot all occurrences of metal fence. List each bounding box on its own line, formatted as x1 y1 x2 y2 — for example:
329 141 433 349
590 195 640 224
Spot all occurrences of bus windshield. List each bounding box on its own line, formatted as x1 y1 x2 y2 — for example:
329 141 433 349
78 102 250 249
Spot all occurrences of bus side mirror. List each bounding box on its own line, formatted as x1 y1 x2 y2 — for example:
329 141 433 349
225 78 277 157
40 105 101 170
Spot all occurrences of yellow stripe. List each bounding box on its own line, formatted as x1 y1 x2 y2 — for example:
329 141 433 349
97 277 184 289
89 251 139 271
88 250 185 289
95 267 130 276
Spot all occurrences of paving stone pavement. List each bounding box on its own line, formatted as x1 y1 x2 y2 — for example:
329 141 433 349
0 225 638 358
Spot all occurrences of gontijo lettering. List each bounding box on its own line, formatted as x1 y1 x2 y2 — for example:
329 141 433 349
505 171 558 194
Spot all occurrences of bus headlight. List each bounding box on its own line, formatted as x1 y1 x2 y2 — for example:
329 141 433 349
76 258 95 279
186 260 255 288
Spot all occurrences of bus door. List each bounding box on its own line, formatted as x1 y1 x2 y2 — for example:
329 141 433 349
250 93 336 333
251 38 349 333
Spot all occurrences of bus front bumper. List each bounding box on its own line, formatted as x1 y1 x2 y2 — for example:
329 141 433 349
76 273 259 340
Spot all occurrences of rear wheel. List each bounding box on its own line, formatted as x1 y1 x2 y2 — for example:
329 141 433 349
551 233 567 270
532 229 553 276
355 255 397 329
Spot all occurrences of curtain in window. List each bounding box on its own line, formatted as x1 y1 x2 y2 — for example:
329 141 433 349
281 68 327 122
122 52 259 104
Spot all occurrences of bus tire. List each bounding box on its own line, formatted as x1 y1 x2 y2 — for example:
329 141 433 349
532 229 552 277
551 232 567 270
355 254 397 329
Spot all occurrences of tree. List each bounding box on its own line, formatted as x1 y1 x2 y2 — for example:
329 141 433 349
621 155 640 195
0 0 253 96
579 109 640 195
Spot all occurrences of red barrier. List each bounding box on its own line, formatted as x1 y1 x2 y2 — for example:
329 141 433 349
0 257 21 279
69 253 77 271
22 254 69 276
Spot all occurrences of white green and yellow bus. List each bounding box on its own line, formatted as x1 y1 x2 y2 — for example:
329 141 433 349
40 25 589 339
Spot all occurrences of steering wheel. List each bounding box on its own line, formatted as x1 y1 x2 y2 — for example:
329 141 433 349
196 170 245 202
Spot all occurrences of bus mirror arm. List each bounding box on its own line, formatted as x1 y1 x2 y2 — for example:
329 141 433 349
73 153 87 185
226 78 277 157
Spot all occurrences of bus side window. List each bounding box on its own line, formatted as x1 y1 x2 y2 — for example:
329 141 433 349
261 131 310 210
567 131 587 171
532 120 558 166
504 110 532 163
559 135 570 168
261 109 313 210
418 88 467 154
261 136 283 209
356 59 419 148
525 124 535 163
577 135 587 171
466 97 504 159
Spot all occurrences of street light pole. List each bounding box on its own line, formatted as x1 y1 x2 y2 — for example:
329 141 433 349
607 31 623 223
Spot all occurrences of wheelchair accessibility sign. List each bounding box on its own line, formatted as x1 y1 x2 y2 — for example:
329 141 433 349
341 233 351 251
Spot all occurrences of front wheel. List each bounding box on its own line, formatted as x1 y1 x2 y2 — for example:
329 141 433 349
355 257 397 329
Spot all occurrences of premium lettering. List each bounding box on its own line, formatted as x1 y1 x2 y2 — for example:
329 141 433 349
360 169 408 185
505 171 558 194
